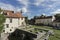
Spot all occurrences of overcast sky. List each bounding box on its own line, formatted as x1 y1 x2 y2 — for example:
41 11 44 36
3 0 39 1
0 0 60 19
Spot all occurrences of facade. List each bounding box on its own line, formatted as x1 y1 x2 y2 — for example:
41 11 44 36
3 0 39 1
52 20 60 29
1 10 26 33
33 14 60 29
35 15 55 25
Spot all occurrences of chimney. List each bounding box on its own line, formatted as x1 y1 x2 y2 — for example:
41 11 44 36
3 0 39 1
20 10 23 14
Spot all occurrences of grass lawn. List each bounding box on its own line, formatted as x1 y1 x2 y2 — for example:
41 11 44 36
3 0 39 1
32 25 60 40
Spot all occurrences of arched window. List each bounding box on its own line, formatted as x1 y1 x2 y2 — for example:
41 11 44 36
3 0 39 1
3 12 7 15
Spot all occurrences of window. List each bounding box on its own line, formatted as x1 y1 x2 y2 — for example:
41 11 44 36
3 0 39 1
22 22 24 25
21 18 23 20
12 11 14 13
6 24 9 28
3 30 5 32
10 29 12 31
3 13 7 15
55 24 57 27
10 18 12 23
59 24 60 26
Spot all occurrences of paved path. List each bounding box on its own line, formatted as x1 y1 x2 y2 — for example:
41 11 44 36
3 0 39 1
34 32 46 40
1 33 9 40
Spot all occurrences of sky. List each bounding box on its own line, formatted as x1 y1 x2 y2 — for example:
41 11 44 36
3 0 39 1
0 0 60 19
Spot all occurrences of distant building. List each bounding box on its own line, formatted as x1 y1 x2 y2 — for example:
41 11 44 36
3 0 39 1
35 15 55 26
52 17 60 29
29 14 60 29
1 10 26 33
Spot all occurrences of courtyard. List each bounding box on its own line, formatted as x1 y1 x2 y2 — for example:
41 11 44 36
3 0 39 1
32 25 60 40
0 25 60 40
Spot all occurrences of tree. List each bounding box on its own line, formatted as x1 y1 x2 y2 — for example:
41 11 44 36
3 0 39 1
0 8 6 32
0 14 6 32
55 14 60 20
0 8 2 13
25 17 28 25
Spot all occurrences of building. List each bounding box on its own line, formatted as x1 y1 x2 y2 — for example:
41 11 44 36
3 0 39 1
29 14 60 29
35 15 55 26
1 10 26 33
52 17 60 29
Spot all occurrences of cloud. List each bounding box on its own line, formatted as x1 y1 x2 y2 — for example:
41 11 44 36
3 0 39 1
50 0 60 2
34 0 45 6
16 0 30 14
0 2 20 11
51 9 60 15
0 2 30 18
17 0 29 7
22 7 27 13
48 5 53 8
0 2 28 14
27 13 32 19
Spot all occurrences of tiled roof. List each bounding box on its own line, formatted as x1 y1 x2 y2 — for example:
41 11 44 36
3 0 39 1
3 10 24 18
35 16 52 19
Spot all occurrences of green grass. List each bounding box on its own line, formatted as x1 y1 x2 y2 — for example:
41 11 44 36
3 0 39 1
49 30 60 40
32 25 60 40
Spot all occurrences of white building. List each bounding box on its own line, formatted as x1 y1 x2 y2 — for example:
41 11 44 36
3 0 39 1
2 10 26 33
35 15 55 25
34 14 60 29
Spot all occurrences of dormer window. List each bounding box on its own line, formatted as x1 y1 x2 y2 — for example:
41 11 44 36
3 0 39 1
12 11 14 13
3 12 7 15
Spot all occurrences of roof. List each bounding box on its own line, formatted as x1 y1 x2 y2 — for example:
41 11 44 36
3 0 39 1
3 10 24 18
35 16 52 19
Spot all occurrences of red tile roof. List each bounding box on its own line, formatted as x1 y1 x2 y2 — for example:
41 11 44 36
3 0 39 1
3 10 24 18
